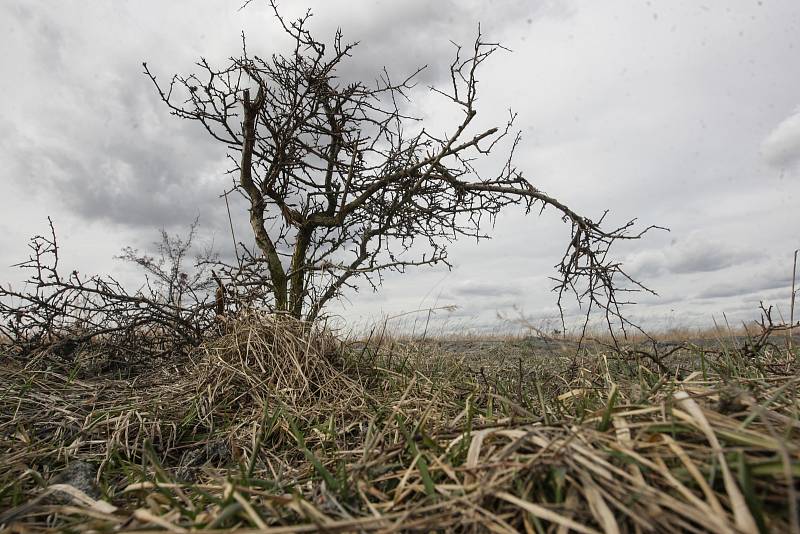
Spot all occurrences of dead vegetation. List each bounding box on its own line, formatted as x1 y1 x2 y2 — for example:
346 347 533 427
1 311 798 533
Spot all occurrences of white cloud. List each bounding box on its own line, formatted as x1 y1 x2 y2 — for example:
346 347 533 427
761 107 800 168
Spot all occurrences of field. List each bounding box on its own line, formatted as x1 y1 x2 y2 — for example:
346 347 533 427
1 314 798 533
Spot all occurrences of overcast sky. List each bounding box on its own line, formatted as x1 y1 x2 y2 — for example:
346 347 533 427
1 0 799 334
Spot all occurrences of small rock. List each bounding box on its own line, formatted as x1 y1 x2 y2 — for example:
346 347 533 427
50 461 100 502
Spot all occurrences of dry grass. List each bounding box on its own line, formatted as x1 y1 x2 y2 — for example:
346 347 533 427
1 313 798 532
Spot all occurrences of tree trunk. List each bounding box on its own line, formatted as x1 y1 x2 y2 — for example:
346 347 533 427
239 88 288 311
288 227 312 318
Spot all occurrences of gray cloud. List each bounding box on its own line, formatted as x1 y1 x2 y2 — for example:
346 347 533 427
627 235 756 279
695 269 793 300
696 282 754 300
670 246 751 275
10 124 224 229
0 2 235 233
448 281 520 298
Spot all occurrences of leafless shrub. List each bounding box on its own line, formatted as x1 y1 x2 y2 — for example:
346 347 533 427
0 219 217 366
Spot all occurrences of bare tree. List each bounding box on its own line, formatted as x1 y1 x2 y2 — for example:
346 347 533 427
145 3 657 330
